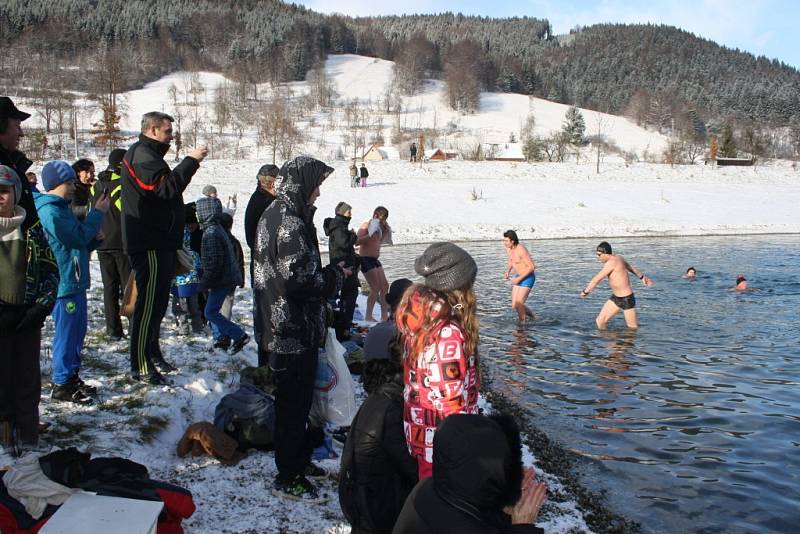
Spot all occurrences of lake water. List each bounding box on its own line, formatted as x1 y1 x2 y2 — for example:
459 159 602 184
376 235 800 534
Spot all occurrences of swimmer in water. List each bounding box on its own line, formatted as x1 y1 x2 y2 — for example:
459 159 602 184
581 241 653 329
729 275 753 292
683 267 697 279
503 230 536 322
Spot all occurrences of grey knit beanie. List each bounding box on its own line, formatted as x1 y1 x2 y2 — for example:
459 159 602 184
414 242 477 292
335 201 352 216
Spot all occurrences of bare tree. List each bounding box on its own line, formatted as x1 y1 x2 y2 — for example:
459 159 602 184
258 93 299 164
343 98 367 160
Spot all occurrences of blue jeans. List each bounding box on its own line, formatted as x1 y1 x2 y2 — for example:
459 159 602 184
205 287 244 341
52 292 88 385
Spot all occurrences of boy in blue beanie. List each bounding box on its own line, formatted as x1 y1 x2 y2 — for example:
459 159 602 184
35 160 110 404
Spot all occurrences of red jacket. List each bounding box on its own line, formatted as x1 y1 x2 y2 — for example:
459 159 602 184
402 320 480 480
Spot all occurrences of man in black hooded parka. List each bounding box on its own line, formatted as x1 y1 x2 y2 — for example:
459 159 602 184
393 413 547 534
253 156 348 503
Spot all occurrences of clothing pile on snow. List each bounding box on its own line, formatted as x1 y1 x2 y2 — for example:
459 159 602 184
177 422 243 465
0 447 195 534
214 384 276 451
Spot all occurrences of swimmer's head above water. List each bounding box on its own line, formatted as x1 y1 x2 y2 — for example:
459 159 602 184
595 241 612 261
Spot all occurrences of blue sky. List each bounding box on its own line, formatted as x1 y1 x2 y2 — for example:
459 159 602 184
300 0 800 69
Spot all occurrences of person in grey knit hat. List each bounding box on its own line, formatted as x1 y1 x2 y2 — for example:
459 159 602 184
414 242 478 292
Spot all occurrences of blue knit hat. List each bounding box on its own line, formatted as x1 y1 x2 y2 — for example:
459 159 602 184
41 160 76 192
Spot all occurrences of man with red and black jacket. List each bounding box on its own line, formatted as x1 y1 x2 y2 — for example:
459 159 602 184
121 111 207 385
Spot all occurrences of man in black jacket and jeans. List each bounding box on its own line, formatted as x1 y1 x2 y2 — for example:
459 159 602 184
245 164 278 367
91 149 129 339
121 111 207 385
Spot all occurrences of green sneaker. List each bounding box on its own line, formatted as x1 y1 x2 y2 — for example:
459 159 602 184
271 476 328 504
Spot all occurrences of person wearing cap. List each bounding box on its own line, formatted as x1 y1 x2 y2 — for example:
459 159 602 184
580 241 653 329
253 156 351 503
0 166 59 454
362 278 412 362
120 111 208 385
395 242 481 480
245 163 278 367
0 97 39 232
34 160 110 405
338 284 418 533
202 184 218 198
90 149 130 340
323 201 364 341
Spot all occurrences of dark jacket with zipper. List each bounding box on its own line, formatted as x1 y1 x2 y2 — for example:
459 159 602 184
0 145 37 232
339 379 418 534
252 156 343 354
90 168 124 250
323 213 359 270
120 134 199 254
393 414 544 534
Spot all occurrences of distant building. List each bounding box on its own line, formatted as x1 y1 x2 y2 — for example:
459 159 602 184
427 148 459 161
362 144 400 161
488 143 526 162
716 157 755 166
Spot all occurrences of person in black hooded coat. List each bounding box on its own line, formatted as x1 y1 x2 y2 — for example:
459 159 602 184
253 156 349 502
393 413 547 534
323 201 362 340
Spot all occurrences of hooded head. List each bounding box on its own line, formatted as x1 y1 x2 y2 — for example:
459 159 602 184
274 156 334 218
0 165 22 205
433 413 524 514
195 196 223 228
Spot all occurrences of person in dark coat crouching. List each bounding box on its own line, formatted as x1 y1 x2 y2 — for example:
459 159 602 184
393 413 548 534
339 285 418 533
253 156 350 503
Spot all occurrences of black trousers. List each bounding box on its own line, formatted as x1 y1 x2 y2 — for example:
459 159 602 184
269 350 318 480
335 273 360 339
129 249 175 377
98 250 131 337
0 328 41 444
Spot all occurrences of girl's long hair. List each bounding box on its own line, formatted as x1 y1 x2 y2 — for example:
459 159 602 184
395 283 479 363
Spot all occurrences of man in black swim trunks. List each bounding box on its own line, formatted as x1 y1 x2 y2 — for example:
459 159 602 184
580 241 653 329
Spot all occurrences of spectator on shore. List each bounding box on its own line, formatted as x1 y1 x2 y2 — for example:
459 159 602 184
338 331 418 534
253 156 350 503
202 184 217 198
393 413 548 534
35 160 110 405
359 163 369 188
362 278 412 361
197 196 249 353
357 206 392 322
71 158 95 220
0 97 39 232
121 111 207 385
410 142 417 162
218 211 244 322
91 149 130 340
0 166 58 455
172 203 204 335
245 163 278 367
349 161 359 188
323 201 362 341
24 171 37 190
396 242 480 480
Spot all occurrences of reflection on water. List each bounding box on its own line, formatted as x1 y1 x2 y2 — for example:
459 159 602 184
378 235 800 534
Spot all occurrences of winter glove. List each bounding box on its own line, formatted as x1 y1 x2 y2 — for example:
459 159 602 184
16 303 50 331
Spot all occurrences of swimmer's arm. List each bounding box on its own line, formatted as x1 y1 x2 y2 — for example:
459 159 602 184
583 264 613 296
623 259 653 287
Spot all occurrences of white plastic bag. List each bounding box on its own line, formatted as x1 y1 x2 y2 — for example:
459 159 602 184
314 328 357 427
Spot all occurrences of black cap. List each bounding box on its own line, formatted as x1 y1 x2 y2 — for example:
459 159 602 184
257 164 279 178
386 278 413 311
0 97 31 121
108 148 126 167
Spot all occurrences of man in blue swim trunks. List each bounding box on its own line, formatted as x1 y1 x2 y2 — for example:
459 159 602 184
503 230 536 322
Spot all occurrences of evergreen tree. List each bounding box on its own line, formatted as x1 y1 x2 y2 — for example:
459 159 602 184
720 125 737 158
562 106 586 146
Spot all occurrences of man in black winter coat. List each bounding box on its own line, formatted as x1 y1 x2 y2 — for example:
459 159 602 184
90 149 129 339
121 111 207 385
245 163 278 367
253 156 350 503
0 97 38 233
323 201 362 340
339 338 418 534
393 414 547 534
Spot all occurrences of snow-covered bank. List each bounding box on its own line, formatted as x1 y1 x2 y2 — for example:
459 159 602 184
179 158 800 247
